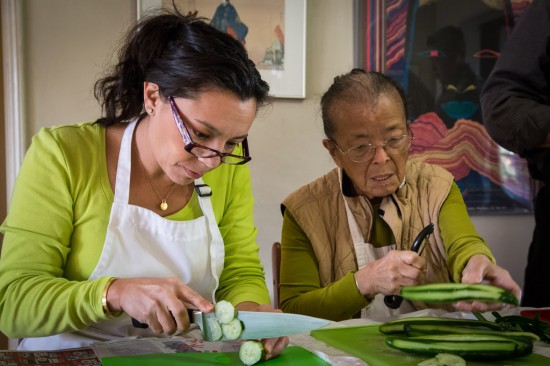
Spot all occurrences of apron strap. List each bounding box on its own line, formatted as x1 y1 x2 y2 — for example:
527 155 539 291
114 120 138 204
194 178 224 301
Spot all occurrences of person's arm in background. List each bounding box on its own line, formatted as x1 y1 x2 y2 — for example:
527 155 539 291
481 0 550 154
439 183 521 310
279 210 368 322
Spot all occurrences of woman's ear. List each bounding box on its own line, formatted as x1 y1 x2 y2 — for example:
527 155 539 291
143 82 160 112
322 139 343 167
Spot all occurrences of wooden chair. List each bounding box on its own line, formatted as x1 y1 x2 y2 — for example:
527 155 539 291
271 242 281 309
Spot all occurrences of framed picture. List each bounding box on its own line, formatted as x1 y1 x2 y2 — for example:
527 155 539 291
138 0 307 98
354 0 536 215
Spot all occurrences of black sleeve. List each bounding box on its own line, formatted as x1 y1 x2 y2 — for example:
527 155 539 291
480 0 550 157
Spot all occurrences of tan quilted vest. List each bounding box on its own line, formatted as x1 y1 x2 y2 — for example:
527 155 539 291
282 160 456 311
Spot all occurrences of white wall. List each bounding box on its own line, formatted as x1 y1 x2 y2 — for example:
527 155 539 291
18 0 534 304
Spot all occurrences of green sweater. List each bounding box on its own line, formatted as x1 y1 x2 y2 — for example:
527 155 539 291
0 122 269 338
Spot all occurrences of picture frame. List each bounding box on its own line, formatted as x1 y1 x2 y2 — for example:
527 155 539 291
138 0 307 99
354 0 536 215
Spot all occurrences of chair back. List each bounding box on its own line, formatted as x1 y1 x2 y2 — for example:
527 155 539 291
271 241 281 308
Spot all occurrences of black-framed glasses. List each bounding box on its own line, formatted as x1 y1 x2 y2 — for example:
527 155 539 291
169 96 252 165
331 133 414 163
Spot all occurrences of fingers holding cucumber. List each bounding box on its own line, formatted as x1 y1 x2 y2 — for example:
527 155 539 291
460 254 522 308
400 283 520 310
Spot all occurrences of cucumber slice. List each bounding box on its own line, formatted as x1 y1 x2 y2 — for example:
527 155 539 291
206 317 223 341
417 353 467 366
435 353 467 366
239 340 265 366
215 300 238 324
417 358 440 366
221 317 243 340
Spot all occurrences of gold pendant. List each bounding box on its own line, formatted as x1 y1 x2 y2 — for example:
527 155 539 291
160 200 168 211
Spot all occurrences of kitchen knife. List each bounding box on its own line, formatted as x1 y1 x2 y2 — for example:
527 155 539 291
132 310 331 341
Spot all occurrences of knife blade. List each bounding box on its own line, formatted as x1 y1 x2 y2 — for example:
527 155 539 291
194 311 331 340
132 310 330 341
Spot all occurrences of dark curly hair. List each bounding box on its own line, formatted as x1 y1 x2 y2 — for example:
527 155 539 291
94 6 269 126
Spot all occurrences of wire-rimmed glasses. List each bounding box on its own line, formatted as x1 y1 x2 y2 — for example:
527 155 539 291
332 133 414 163
169 96 251 165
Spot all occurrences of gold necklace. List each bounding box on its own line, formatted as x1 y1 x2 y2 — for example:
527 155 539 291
134 145 176 211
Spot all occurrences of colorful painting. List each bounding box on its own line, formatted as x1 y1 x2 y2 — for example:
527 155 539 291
148 0 306 98
167 0 285 71
357 0 535 214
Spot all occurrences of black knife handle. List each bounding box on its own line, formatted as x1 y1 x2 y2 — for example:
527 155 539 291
411 223 434 253
131 308 194 328
384 223 434 309
132 317 148 328
384 295 404 309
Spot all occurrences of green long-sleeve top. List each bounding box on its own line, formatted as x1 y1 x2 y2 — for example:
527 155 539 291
280 182 494 321
0 122 269 338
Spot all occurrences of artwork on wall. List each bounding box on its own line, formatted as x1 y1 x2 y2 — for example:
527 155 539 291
355 0 536 214
139 0 306 98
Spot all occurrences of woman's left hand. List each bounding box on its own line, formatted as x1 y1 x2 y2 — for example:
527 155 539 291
454 254 522 312
235 302 289 361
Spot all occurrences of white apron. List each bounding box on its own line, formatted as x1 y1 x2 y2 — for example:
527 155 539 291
339 169 415 319
19 119 225 350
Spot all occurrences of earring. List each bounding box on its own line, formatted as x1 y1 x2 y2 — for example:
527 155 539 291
146 108 153 114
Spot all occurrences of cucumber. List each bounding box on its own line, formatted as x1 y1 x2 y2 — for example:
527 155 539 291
206 317 223 341
400 283 519 306
417 358 440 366
239 340 265 366
379 316 502 335
221 317 243 340
403 323 540 342
215 300 238 324
385 333 532 360
434 353 466 366
417 353 466 366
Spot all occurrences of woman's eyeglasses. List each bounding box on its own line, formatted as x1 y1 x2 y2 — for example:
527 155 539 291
331 133 414 163
169 96 251 165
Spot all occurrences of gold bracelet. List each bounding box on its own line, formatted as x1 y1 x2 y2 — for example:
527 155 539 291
102 277 121 317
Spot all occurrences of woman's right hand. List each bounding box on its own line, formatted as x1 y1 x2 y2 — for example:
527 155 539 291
106 277 214 335
354 250 426 297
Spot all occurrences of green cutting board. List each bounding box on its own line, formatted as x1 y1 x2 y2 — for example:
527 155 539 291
311 324 550 366
101 345 329 366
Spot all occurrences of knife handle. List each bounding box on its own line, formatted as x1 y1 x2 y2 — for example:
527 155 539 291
384 223 434 309
384 295 404 309
131 308 194 328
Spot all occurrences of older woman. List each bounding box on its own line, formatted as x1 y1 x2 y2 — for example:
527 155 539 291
279 69 520 321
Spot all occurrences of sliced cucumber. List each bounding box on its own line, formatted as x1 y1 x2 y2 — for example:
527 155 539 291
434 353 467 366
385 333 532 360
206 317 223 341
379 316 501 335
239 340 265 366
221 317 243 340
400 283 519 306
215 300 238 324
417 358 440 366
417 353 466 366
403 323 540 342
